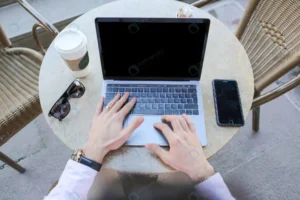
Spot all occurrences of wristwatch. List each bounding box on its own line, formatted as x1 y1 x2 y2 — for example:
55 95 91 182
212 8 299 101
71 149 102 172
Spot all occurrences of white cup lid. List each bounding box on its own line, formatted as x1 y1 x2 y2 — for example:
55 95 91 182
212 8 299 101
55 29 87 60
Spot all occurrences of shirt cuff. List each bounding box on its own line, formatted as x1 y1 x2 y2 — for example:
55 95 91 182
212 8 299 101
194 173 235 200
57 160 98 197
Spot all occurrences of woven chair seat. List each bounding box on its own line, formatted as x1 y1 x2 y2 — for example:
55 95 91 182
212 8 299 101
0 52 42 146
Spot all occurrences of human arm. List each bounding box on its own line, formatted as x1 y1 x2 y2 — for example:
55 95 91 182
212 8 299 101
45 93 144 200
145 115 235 200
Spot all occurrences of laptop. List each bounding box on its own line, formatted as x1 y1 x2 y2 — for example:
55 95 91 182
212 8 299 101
95 18 210 146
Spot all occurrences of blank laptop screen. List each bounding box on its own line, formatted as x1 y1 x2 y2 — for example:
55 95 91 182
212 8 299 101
96 18 210 80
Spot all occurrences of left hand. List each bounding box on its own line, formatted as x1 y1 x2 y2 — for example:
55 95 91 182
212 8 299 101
83 92 144 163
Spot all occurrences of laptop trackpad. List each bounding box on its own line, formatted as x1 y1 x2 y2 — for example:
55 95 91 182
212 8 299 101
125 115 169 146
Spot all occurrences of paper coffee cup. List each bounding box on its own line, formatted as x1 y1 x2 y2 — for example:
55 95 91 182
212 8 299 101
55 29 91 78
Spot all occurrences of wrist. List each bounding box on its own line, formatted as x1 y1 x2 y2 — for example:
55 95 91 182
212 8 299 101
83 144 108 163
188 161 215 184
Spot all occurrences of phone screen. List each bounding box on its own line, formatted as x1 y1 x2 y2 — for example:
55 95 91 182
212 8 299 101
213 80 244 126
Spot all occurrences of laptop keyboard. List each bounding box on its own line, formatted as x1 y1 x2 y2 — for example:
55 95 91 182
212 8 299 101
104 84 199 115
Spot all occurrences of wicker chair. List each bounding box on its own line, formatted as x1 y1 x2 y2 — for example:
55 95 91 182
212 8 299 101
194 0 300 132
0 0 58 173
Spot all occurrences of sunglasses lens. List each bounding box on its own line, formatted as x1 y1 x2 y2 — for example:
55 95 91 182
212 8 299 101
67 81 85 98
49 80 85 121
50 100 70 120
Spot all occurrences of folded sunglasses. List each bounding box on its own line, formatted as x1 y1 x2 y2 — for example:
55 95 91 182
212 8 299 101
48 80 85 121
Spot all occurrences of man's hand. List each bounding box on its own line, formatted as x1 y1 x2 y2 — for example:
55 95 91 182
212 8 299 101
83 93 144 163
145 115 215 184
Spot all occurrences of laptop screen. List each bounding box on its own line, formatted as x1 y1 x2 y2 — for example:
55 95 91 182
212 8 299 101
95 18 210 80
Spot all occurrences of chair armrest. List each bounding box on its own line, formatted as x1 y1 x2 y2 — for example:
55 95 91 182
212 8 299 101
17 0 59 54
252 74 300 108
17 0 59 35
191 0 214 8
5 47 43 64
0 25 12 47
32 23 50 54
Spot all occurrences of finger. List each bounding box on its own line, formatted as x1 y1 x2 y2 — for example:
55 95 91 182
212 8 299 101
95 97 104 116
154 123 174 142
103 93 121 113
121 116 144 139
145 144 168 160
118 97 136 119
162 115 183 132
179 117 189 132
182 114 196 133
110 92 130 113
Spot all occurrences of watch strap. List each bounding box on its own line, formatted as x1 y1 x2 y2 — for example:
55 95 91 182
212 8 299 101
79 155 102 172
71 149 102 172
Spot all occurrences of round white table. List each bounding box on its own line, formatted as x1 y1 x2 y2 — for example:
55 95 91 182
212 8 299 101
39 0 254 174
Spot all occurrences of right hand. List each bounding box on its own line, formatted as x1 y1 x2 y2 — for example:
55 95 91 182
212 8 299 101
83 93 144 163
145 114 215 184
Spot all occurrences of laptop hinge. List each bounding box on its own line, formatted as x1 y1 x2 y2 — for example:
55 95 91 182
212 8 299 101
107 79 198 82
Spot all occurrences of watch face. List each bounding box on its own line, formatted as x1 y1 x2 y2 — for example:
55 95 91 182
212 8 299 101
71 149 83 162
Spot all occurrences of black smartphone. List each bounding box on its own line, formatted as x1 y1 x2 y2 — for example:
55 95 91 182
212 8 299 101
212 79 244 127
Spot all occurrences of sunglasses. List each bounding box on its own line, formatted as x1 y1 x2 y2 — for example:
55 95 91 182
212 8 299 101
48 80 85 121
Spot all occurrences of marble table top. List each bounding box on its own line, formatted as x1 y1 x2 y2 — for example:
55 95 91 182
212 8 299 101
39 0 254 173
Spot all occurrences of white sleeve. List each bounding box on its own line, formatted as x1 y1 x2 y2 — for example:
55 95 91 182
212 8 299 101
44 160 97 200
194 173 235 200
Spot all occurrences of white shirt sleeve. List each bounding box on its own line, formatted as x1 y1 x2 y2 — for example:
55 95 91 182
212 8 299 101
194 173 235 200
44 160 234 200
44 160 97 200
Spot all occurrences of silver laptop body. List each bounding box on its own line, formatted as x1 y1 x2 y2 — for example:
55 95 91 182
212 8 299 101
96 17 210 146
